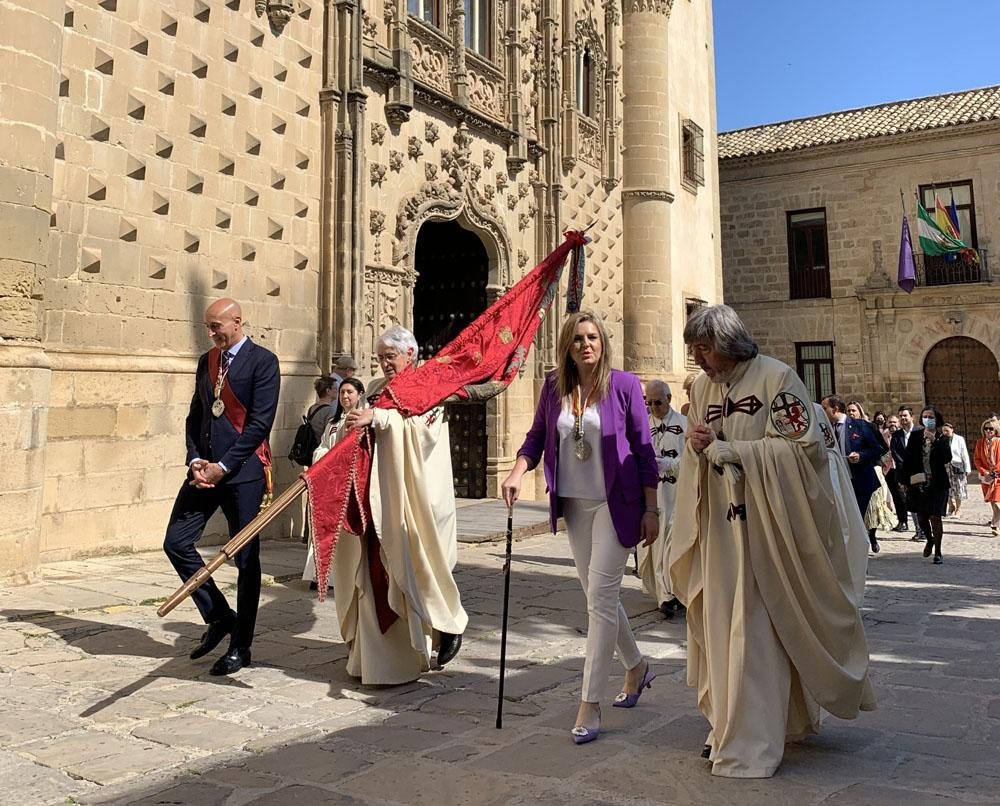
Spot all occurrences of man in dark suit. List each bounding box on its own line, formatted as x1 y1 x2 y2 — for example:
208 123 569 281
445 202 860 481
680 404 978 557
163 298 280 675
889 405 924 541
822 395 885 553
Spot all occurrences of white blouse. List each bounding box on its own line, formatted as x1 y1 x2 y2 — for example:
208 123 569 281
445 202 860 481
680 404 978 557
556 402 605 501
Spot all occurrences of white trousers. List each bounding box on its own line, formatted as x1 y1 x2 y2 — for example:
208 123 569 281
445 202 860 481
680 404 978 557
563 497 643 702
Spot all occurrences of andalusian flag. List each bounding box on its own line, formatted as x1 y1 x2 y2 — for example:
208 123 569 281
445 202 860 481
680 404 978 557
917 202 969 257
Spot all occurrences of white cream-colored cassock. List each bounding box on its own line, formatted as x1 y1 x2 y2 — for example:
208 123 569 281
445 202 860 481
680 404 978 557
669 355 876 778
812 404 869 608
638 407 686 605
330 397 468 685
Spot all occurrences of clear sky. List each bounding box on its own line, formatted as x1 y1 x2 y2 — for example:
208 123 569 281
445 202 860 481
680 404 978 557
713 0 1000 132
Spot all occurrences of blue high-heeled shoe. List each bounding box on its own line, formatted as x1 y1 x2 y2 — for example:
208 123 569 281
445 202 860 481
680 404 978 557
613 662 656 708
571 705 601 744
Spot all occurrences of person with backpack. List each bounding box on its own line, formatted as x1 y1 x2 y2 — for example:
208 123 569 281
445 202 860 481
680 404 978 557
288 376 337 468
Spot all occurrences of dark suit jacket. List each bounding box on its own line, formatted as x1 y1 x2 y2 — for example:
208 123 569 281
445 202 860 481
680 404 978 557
841 417 885 512
185 338 280 486
889 426 917 470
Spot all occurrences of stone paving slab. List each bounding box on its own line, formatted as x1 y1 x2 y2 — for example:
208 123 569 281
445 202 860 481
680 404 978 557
0 498 998 804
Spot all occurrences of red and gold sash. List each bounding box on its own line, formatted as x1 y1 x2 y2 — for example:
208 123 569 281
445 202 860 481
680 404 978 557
208 347 274 508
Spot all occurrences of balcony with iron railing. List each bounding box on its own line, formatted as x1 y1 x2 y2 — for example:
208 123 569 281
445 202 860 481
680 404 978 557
915 247 991 286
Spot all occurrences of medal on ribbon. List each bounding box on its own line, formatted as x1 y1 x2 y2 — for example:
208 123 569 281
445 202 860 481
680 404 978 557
573 384 595 461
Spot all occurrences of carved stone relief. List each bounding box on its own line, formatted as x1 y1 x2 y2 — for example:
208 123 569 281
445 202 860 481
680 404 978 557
410 24 451 95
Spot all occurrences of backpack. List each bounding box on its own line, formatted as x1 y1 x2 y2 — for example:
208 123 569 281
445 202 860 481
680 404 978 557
288 405 328 466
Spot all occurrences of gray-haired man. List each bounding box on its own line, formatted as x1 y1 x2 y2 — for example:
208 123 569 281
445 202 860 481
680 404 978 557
669 304 875 778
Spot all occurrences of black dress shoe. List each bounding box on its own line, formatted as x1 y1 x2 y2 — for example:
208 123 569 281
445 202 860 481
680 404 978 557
701 744 712 759
436 632 462 668
869 538 880 554
932 555 943 565
190 611 236 660
922 542 932 558
210 646 251 676
892 523 908 533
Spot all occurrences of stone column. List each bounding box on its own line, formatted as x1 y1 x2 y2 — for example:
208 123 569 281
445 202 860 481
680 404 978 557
621 0 674 377
0 0 62 583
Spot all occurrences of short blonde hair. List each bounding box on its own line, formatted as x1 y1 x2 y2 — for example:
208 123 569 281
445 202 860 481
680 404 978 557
982 416 1000 434
555 311 612 401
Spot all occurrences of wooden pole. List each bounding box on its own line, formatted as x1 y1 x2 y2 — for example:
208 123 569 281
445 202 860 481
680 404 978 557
157 478 308 617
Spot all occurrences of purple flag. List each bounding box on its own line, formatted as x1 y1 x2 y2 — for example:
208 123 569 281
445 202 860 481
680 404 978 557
898 215 916 294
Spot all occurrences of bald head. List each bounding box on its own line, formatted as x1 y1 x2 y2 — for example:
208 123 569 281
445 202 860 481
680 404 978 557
204 298 244 350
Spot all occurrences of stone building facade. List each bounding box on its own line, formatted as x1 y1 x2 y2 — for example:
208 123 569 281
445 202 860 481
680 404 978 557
718 86 1000 440
0 0 721 582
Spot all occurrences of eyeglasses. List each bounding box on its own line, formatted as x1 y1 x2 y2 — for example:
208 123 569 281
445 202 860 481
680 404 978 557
985 427 996 432
647 399 664 406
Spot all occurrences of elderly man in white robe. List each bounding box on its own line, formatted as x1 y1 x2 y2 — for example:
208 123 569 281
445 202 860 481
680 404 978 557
670 304 875 778
638 379 687 618
339 325 467 684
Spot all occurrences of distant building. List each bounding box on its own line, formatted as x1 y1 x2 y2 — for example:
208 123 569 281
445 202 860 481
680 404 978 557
0 0 722 582
718 85 1000 438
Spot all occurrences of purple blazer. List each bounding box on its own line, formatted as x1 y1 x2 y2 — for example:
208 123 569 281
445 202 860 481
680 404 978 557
516 369 659 547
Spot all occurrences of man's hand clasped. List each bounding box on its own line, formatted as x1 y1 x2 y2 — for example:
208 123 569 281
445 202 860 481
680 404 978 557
189 459 226 489
688 424 716 454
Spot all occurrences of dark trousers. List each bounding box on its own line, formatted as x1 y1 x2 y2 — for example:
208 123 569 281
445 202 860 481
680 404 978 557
163 478 264 649
915 513 943 556
886 468 909 527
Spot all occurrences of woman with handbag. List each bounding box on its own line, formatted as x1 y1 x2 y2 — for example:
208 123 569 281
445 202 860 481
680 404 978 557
902 406 952 564
502 311 659 745
941 423 971 517
973 417 1000 537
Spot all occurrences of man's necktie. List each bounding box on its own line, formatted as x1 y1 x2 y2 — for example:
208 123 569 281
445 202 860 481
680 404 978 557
221 350 232 372
835 421 845 454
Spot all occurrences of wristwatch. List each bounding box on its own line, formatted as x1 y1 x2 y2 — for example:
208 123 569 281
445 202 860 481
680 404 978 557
645 506 660 515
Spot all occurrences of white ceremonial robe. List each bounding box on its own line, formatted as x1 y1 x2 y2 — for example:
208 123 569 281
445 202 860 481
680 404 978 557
333 400 468 685
670 355 875 778
812 404 869 608
638 407 687 605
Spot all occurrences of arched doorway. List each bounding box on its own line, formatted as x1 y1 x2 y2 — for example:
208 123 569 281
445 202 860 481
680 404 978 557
413 219 490 499
923 336 1000 440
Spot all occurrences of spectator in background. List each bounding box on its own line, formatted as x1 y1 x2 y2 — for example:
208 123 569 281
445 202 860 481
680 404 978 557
679 371 699 417
847 401 870 422
974 417 1000 537
890 406 924 542
873 410 889 437
941 423 971 517
885 415 907 531
303 377 366 589
306 376 337 445
902 406 952 564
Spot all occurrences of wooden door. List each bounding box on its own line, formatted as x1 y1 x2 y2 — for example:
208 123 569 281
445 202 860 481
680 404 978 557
923 336 1000 441
413 219 490 499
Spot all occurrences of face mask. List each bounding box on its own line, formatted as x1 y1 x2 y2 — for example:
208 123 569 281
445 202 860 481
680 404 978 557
922 417 936 430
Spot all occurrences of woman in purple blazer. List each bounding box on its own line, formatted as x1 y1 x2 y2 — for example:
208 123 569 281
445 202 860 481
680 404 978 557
502 311 660 744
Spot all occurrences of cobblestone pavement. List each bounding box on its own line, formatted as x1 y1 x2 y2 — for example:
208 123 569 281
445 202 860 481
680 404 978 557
1 497 998 805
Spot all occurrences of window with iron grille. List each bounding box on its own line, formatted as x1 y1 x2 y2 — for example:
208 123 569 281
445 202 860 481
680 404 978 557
795 342 835 402
576 46 593 117
464 0 491 59
684 297 707 369
786 208 831 300
681 120 704 187
408 0 440 27
917 180 980 286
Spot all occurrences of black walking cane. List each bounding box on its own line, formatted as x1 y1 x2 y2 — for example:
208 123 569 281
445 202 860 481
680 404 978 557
496 501 514 729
